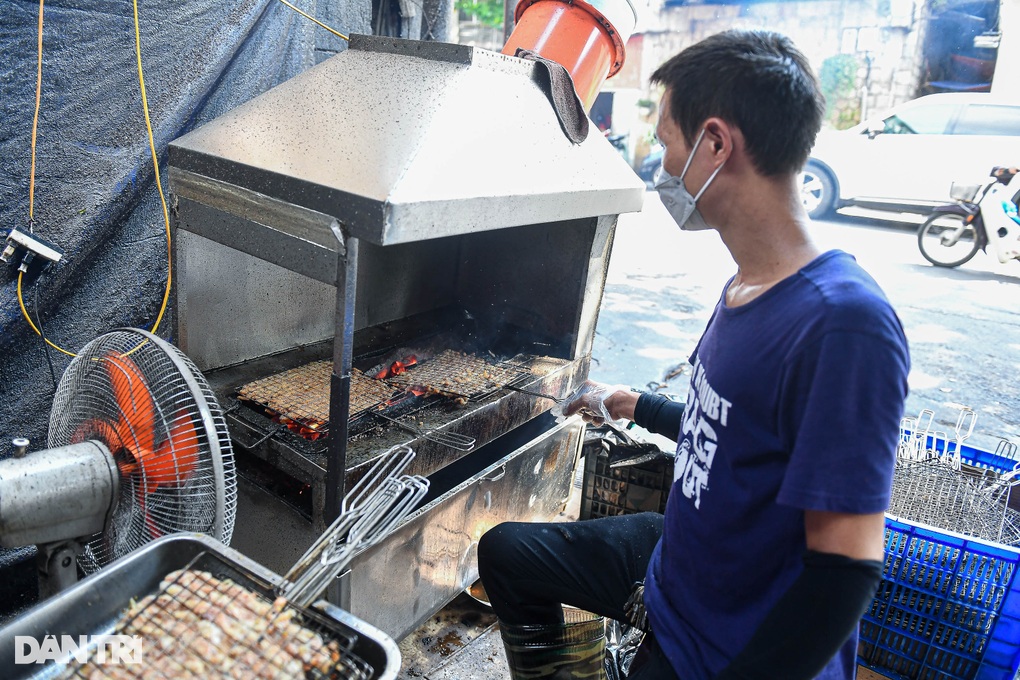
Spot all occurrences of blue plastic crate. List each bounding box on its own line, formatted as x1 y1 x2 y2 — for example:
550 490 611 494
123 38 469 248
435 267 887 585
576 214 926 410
858 518 1020 680
860 517 1020 676
928 437 1019 476
858 440 1020 680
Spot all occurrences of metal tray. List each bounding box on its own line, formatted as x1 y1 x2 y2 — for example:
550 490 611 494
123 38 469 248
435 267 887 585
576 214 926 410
0 533 400 679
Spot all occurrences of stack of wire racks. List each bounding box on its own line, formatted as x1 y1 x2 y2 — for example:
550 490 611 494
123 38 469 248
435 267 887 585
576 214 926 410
858 407 1020 680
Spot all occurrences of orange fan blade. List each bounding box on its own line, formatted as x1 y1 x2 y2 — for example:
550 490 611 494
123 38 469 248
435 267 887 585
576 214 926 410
133 485 162 541
105 354 158 460
140 411 200 493
73 418 122 450
73 418 138 475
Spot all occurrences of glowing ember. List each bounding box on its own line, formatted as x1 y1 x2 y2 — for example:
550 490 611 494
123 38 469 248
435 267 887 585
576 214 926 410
276 415 327 441
375 355 418 380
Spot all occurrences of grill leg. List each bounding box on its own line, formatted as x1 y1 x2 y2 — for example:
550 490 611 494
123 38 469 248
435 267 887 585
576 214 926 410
325 231 359 528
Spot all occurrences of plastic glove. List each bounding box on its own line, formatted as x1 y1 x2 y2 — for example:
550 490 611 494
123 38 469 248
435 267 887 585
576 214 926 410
552 380 634 426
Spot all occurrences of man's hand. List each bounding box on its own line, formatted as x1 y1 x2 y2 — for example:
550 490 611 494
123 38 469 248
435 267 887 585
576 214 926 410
555 380 639 426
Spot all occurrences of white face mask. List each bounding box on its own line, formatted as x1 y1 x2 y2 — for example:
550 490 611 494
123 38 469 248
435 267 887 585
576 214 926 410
654 128 725 231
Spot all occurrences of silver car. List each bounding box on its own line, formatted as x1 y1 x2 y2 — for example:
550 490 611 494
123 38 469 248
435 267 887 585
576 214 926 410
801 93 1020 219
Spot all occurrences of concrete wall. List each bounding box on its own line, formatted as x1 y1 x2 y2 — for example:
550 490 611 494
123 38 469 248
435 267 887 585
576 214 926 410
635 0 928 126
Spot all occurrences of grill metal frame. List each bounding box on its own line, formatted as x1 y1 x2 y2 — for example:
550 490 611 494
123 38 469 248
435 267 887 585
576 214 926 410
166 33 643 639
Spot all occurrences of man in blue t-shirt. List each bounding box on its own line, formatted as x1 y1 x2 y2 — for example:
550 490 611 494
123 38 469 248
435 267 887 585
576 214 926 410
478 30 910 680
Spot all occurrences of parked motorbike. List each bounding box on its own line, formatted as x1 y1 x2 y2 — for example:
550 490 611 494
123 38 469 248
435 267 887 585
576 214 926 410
917 166 1020 268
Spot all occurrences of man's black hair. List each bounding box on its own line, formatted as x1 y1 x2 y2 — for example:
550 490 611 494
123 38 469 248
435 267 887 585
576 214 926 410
650 30 825 177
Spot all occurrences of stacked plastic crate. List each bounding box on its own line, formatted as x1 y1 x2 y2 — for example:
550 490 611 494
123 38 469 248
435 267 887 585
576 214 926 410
860 413 1020 680
861 518 1020 679
579 427 673 519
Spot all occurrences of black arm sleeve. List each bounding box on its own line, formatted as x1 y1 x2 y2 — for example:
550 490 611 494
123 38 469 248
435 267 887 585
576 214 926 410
633 393 685 441
713 551 883 680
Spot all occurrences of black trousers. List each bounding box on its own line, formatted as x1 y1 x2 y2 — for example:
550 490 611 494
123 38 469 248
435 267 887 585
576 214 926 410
477 512 679 679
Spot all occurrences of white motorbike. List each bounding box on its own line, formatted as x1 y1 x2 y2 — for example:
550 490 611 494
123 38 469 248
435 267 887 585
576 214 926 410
917 166 1020 268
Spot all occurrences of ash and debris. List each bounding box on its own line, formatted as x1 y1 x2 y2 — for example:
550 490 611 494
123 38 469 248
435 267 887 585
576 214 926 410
398 593 498 679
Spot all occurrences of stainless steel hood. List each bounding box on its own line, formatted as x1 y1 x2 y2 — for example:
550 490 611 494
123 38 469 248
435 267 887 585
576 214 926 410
168 34 645 246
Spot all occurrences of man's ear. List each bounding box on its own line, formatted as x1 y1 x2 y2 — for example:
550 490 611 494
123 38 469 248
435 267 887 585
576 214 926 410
702 117 734 163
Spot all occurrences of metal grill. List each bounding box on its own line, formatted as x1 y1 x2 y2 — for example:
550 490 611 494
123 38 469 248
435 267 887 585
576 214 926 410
59 567 372 679
890 409 1020 547
385 350 530 401
47 330 237 573
238 362 398 427
889 458 1020 546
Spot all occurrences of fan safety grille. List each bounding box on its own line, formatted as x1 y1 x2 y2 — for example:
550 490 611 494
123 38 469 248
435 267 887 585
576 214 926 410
48 330 236 573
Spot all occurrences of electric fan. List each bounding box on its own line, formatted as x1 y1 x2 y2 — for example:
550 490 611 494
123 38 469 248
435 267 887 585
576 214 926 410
0 328 236 598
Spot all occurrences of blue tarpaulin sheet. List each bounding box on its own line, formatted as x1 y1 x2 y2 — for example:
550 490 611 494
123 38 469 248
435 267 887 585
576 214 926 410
0 0 313 587
0 0 312 449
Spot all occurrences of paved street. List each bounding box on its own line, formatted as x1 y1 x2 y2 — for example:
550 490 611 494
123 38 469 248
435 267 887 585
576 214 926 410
594 192 1020 455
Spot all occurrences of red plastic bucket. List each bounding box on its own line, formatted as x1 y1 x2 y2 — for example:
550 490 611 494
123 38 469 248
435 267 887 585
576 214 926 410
502 0 636 110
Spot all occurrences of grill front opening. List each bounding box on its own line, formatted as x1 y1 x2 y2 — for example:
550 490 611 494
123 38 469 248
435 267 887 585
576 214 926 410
208 305 584 532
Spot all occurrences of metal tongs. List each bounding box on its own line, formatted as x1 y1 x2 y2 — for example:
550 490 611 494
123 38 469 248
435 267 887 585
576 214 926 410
374 412 475 451
501 372 565 403
898 406 977 470
945 407 976 470
280 445 429 607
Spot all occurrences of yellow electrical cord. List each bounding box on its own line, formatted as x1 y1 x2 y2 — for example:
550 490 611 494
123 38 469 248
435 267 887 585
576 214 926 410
130 0 173 337
17 271 75 357
277 0 350 41
16 0 173 358
28 0 43 230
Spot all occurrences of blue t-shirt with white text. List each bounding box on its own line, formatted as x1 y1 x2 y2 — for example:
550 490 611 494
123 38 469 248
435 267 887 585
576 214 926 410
643 250 910 680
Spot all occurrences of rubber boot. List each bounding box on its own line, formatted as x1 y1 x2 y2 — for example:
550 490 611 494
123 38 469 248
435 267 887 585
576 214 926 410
499 608 607 680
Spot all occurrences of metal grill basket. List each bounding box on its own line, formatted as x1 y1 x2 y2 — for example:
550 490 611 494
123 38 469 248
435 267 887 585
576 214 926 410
385 349 531 401
858 408 1020 680
237 362 398 426
891 409 1020 547
0 533 400 680
889 457 1020 547
59 553 373 679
